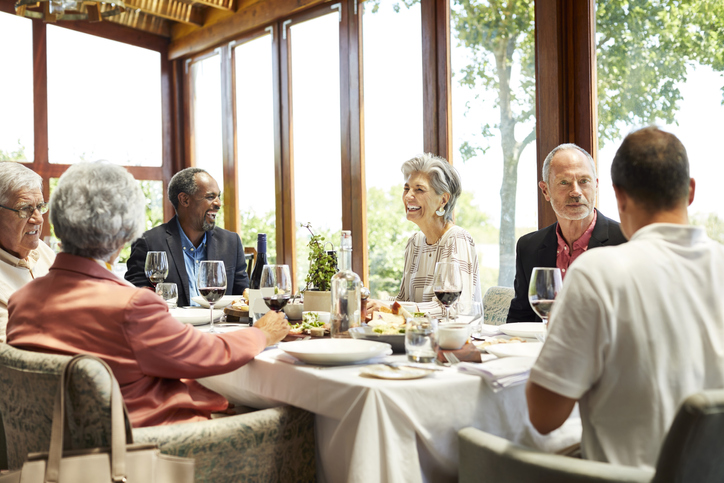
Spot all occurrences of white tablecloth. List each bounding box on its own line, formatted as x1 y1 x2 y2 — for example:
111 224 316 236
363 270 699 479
200 350 581 483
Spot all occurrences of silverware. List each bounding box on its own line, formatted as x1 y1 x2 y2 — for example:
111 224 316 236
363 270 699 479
381 362 442 372
443 352 461 365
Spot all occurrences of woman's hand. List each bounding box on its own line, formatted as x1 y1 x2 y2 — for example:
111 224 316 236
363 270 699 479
254 311 290 346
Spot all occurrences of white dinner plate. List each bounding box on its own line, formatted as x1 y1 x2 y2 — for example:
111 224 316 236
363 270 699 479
486 341 543 359
278 339 392 366
499 322 546 339
191 295 243 309
170 308 224 325
359 364 435 380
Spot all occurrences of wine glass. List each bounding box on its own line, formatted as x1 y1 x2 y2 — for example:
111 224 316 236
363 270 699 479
260 265 292 312
432 261 463 323
528 267 563 325
457 301 483 339
144 251 168 287
197 261 227 333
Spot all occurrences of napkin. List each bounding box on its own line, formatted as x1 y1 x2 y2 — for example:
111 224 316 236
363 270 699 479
456 356 536 392
477 324 504 337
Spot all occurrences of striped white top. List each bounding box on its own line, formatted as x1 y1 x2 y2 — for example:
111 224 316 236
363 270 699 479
397 225 482 315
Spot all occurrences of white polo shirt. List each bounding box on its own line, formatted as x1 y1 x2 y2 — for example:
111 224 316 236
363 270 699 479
530 223 724 470
0 241 55 342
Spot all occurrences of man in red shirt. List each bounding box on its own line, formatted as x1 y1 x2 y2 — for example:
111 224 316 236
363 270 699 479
507 144 627 322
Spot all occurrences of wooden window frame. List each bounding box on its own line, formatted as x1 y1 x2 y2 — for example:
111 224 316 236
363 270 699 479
0 1 175 239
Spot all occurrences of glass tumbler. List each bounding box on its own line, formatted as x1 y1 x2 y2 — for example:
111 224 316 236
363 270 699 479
156 282 178 308
405 315 439 363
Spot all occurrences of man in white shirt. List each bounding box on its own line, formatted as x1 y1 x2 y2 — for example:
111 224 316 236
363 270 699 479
0 162 55 342
526 127 724 470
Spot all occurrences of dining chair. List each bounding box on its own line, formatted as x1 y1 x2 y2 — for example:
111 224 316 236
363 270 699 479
0 343 316 483
482 286 515 326
244 246 257 277
458 389 724 483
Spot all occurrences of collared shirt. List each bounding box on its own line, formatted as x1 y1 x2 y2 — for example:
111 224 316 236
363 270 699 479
555 209 597 279
176 218 207 306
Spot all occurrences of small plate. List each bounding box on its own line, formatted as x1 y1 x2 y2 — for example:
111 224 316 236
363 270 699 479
191 295 243 309
499 322 546 339
359 364 434 380
486 341 543 359
170 308 224 325
278 339 392 366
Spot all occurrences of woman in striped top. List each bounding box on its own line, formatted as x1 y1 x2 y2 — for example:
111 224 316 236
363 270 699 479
395 154 482 315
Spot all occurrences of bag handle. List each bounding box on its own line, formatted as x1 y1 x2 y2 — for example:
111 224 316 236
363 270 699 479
45 354 133 483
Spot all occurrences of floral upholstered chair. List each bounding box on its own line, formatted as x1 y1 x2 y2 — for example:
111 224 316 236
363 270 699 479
0 343 316 483
482 286 515 326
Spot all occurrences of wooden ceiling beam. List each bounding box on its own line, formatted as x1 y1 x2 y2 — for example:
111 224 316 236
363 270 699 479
168 0 327 60
123 0 204 26
191 0 233 12
106 9 173 36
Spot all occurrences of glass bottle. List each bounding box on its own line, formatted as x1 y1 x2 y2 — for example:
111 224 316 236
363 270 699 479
330 231 361 338
250 233 268 290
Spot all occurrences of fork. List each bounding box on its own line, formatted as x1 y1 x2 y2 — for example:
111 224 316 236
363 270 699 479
443 352 461 365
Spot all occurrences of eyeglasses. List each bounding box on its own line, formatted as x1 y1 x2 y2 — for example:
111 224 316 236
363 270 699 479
0 202 49 219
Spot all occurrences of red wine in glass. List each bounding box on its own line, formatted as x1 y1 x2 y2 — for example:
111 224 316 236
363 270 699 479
264 295 290 312
200 287 226 305
434 290 461 306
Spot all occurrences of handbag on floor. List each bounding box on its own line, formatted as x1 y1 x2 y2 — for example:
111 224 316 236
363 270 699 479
0 354 194 483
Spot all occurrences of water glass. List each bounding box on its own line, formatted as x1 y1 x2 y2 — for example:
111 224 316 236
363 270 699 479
405 316 438 363
156 282 178 308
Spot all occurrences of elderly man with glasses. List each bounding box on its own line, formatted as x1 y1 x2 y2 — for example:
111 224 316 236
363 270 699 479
0 161 55 342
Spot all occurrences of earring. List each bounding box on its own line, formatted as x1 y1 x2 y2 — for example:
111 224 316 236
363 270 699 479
436 207 445 216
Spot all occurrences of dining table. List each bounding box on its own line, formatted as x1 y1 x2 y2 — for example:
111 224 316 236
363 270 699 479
198 331 582 483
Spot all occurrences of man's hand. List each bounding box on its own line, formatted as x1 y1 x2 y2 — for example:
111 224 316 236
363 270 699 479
254 311 290 346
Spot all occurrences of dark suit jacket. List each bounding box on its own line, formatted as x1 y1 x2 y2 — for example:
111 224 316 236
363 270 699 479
125 216 249 307
507 210 627 322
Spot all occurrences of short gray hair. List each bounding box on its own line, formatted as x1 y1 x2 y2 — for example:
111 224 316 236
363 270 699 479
0 162 43 206
542 144 597 185
168 167 208 210
50 162 145 261
401 153 461 222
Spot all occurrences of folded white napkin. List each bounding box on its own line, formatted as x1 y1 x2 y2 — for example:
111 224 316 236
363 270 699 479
457 356 536 392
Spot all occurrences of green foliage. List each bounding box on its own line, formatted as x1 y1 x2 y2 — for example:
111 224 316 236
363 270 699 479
366 186 416 299
0 141 29 161
300 223 338 292
596 0 724 147
240 209 277 264
692 212 724 244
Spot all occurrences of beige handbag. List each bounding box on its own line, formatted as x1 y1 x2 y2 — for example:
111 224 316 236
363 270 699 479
0 354 194 483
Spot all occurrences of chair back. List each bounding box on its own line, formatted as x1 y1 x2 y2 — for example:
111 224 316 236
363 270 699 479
0 344 115 470
483 286 514 325
652 389 724 483
244 246 257 277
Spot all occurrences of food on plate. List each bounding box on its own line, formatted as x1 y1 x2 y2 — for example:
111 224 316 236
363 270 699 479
370 312 406 326
289 311 330 335
477 337 525 348
242 288 249 305
379 305 392 314
230 299 250 313
391 301 413 320
372 324 406 335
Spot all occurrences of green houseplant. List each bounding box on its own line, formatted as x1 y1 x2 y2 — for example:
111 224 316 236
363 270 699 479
301 223 337 311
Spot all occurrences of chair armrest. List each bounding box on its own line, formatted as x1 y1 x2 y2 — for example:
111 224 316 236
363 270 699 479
458 427 654 483
134 406 315 483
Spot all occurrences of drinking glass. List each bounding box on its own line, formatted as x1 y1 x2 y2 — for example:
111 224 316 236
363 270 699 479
432 261 463 323
260 265 292 312
155 282 178 308
456 301 483 339
528 267 563 325
144 251 168 287
197 261 227 333
405 315 438 363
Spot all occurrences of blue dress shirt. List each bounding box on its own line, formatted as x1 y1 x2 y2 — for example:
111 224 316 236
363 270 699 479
176 218 207 307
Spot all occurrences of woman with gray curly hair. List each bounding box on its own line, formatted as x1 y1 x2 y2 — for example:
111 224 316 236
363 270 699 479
395 153 482 312
6 161 289 428
0 162 55 343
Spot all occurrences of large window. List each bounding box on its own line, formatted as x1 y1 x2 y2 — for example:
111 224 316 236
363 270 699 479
595 1 724 241
46 26 162 166
290 12 343 289
362 1 423 299
450 0 537 292
234 33 277 262
0 12 33 162
189 51 225 227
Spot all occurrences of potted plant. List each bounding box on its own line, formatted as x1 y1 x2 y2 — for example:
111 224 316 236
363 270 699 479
301 223 337 312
